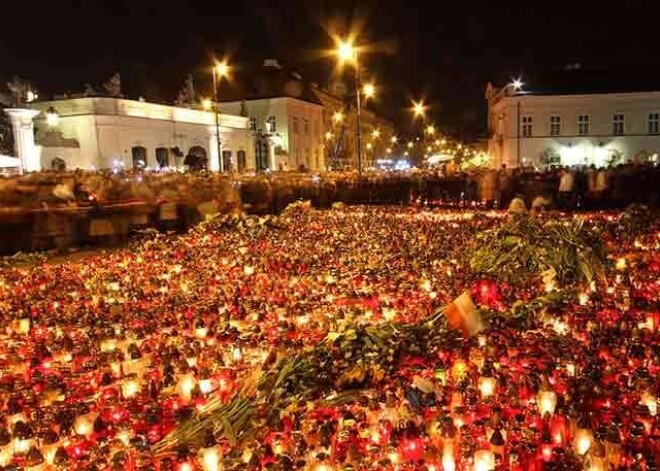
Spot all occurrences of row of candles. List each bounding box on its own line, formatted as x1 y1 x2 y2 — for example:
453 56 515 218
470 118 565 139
0 208 657 470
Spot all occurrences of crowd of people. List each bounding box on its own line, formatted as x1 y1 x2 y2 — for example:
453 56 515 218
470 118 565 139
0 164 659 253
0 163 658 216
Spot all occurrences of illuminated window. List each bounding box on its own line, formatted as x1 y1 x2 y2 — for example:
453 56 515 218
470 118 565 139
612 114 625 135
521 116 533 137
550 115 561 136
649 113 659 134
266 115 276 132
222 150 232 170
155 147 169 168
131 146 147 169
578 115 590 135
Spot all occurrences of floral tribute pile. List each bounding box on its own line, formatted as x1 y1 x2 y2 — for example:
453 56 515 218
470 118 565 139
0 204 658 471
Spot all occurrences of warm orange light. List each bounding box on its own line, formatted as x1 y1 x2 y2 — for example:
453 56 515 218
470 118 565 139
616 257 627 271
574 428 593 455
473 450 495 471
371 128 381 139
337 40 356 62
202 99 212 110
215 62 229 78
413 100 426 118
200 446 221 471
478 376 496 398
363 83 375 98
325 131 334 141
537 390 558 416
332 111 344 123
426 124 435 135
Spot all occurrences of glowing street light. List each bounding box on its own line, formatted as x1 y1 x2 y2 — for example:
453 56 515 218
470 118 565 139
337 40 357 63
425 124 435 136
390 136 397 144
363 83 375 99
407 142 414 149
202 99 212 110
386 147 392 154
45 106 59 127
215 62 229 79
366 142 373 150
335 37 364 174
512 77 523 91
413 100 426 119
371 128 381 139
212 60 231 171
332 111 344 123
325 131 334 141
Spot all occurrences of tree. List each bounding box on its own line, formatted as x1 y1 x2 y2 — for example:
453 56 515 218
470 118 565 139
540 148 561 168
0 107 14 156
607 149 624 167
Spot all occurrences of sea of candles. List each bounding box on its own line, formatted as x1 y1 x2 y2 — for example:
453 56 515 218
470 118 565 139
0 206 657 470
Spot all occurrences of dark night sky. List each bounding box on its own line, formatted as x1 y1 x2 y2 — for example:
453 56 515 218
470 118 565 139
2 0 659 140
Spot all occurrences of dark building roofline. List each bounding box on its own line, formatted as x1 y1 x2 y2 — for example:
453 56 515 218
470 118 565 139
492 66 660 97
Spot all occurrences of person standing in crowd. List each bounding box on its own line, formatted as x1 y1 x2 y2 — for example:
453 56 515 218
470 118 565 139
479 169 499 208
594 167 609 208
586 164 598 209
557 167 575 209
498 165 514 209
574 166 588 209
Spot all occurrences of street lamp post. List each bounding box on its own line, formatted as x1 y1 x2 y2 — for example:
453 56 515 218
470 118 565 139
337 40 364 175
510 78 523 168
517 100 521 167
212 62 229 171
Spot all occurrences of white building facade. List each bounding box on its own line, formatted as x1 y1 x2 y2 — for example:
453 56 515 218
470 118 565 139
30 97 253 171
221 97 325 171
486 85 660 168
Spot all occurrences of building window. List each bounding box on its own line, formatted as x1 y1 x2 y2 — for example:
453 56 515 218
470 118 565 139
550 115 561 136
249 117 257 131
293 117 299 134
222 150 232 171
578 115 590 135
612 114 625 135
304 118 309 134
266 115 276 132
237 150 246 172
131 146 147 169
521 116 533 137
155 147 169 168
649 113 659 135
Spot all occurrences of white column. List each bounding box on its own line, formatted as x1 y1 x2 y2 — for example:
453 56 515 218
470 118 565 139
267 137 277 170
208 133 220 171
4 108 41 172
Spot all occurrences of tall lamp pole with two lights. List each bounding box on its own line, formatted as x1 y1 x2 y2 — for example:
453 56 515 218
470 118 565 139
336 41 376 175
212 61 229 171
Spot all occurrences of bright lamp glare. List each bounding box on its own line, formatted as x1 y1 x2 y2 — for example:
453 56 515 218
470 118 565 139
413 101 425 118
337 41 355 62
216 62 229 78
